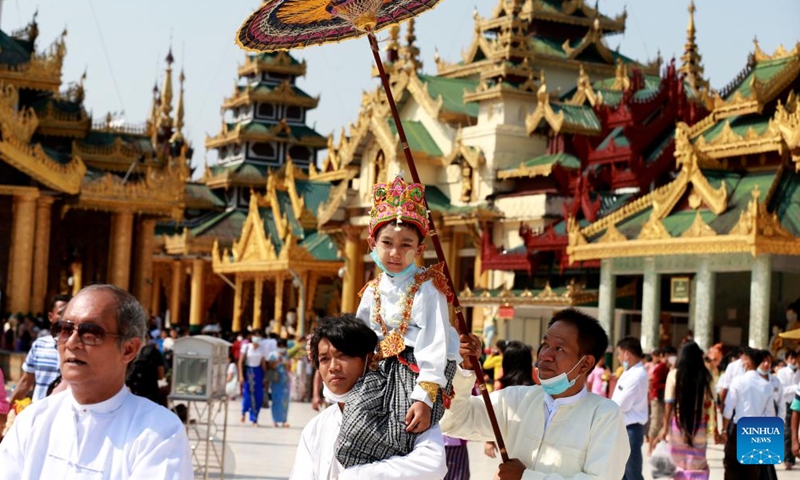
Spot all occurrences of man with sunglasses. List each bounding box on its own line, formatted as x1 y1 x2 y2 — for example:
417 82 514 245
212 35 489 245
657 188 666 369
8 294 70 405
0 284 191 479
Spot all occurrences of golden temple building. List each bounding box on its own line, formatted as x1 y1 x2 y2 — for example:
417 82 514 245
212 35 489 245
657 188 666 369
198 50 341 336
0 15 190 318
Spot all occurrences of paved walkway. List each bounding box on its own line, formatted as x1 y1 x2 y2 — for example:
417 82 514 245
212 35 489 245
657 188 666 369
211 399 800 479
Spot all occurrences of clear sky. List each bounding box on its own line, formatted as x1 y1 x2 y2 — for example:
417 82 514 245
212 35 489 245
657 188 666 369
2 0 798 176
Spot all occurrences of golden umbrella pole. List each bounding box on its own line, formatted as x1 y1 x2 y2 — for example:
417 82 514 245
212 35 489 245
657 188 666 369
366 31 511 463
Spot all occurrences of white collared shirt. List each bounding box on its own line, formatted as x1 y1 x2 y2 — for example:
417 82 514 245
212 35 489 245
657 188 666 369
716 358 745 392
543 387 588 431
441 367 629 479
724 370 772 423
356 266 461 407
0 386 191 479
611 361 649 426
290 403 447 480
776 365 800 404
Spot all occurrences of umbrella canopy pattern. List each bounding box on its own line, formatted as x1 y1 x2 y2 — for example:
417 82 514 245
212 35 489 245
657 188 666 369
236 0 442 52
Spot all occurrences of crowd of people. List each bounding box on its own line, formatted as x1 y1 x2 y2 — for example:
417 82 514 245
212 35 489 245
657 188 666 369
1 174 799 480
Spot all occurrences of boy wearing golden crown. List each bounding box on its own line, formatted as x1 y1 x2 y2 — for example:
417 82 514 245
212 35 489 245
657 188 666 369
333 175 461 468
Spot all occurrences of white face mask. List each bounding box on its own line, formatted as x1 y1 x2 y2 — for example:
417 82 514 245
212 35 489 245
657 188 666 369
322 384 352 404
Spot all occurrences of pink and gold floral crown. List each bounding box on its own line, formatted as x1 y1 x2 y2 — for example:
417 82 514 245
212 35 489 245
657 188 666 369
368 175 429 238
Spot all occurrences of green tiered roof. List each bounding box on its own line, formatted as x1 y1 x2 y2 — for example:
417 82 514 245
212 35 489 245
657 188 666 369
418 74 479 118
0 30 33 65
387 119 443 157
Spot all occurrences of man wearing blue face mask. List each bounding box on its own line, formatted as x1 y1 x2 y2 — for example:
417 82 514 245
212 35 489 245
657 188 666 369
440 308 629 480
778 350 800 469
611 337 648 480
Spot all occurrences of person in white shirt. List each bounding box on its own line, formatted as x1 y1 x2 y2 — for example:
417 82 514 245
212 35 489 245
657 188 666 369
777 350 800 469
0 284 191 480
716 348 746 405
291 314 447 480
723 347 775 480
440 308 629 480
612 336 648 480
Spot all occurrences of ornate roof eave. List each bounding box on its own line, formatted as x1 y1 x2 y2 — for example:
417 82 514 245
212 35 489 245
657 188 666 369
73 166 187 219
712 51 800 119
498 161 570 180
464 83 537 104
237 52 307 78
205 123 328 150
569 179 796 263
571 145 725 245
0 138 86 194
35 102 91 138
221 84 320 110
316 172 357 228
0 35 65 93
163 228 217 256
458 283 598 308
442 208 501 227
569 233 800 262
72 137 154 173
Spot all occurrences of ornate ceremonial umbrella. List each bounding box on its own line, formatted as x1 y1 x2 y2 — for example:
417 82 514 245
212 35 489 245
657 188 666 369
237 0 510 461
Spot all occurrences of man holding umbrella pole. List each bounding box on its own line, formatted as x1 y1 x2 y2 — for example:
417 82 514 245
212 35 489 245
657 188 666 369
439 308 630 479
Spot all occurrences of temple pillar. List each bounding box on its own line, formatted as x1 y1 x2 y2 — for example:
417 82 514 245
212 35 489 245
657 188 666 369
273 275 284 334
471 252 487 335
749 255 772 349
188 258 205 333
341 227 364 313
232 275 243 333
694 259 716 352
304 271 318 336
169 260 182 326
6 189 38 314
641 257 661 353
108 211 134 290
133 219 156 311
598 259 616 341
151 270 162 317
253 277 264 332
31 195 54 314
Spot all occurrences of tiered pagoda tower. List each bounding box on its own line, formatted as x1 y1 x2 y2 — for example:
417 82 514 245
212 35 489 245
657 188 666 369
204 51 327 209
195 51 343 335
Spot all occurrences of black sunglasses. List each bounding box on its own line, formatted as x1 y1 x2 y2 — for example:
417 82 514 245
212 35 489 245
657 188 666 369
51 320 122 346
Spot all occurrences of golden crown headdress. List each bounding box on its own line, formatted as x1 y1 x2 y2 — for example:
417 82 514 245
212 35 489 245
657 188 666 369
369 175 429 238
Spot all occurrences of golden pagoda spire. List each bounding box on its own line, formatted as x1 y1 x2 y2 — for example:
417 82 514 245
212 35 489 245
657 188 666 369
386 24 400 63
679 1 709 95
399 18 422 72
175 69 185 137
159 48 175 127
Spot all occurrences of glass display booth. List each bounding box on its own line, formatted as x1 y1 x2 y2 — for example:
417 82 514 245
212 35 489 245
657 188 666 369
170 335 231 479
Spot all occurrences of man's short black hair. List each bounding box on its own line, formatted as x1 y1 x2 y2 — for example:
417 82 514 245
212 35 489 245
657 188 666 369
616 336 644 358
662 346 677 356
309 313 378 368
547 308 608 364
786 350 798 360
742 347 766 367
49 294 72 313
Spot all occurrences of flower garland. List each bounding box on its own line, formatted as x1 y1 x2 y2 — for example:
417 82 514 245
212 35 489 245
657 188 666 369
371 269 431 359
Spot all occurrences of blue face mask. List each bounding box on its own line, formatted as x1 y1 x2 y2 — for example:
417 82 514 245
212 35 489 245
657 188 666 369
370 250 416 278
791 364 798 372
757 367 769 376
622 361 630 371
540 356 586 396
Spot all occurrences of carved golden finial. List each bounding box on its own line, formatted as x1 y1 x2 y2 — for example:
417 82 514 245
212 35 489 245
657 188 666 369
399 19 422 72
157 47 175 134
679 1 709 95
175 69 185 136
